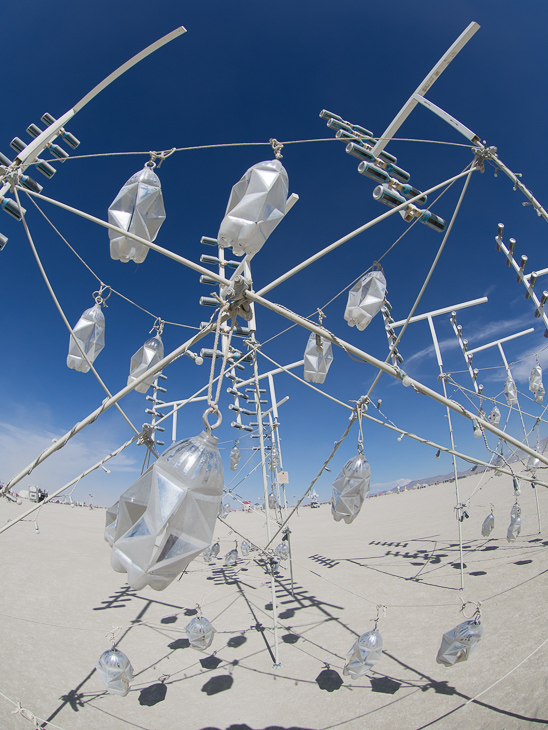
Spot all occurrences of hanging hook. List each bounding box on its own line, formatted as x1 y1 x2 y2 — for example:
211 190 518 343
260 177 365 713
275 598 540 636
150 317 165 336
460 600 482 622
202 406 223 432
93 284 112 307
146 151 158 169
269 138 284 159
106 626 122 646
372 604 387 628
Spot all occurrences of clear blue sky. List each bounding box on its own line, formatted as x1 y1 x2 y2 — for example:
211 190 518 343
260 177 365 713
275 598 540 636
1 1 548 506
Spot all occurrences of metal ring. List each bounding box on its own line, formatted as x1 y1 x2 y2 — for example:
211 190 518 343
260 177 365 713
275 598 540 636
202 407 222 432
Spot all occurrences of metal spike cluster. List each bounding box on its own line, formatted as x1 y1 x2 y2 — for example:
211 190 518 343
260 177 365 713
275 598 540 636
320 109 446 232
0 113 80 247
381 300 405 366
449 311 484 395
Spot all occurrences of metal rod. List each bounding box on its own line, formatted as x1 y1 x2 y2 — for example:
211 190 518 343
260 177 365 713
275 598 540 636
468 328 534 355
391 297 488 328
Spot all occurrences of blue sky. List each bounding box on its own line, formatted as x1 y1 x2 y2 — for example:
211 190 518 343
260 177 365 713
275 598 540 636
1 1 548 506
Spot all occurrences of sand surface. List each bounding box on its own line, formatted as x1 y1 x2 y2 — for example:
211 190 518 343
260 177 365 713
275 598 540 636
1 472 547 730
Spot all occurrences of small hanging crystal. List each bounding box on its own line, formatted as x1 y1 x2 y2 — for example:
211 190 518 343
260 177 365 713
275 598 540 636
224 547 238 567
268 492 278 510
211 541 220 557
436 618 483 667
481 511 494 537
504 375 518 406
489 405 501 428
108 165 166 264
230 443 241 471
507 502 521 542
218 501 230 519
67 302 105 373
241 540 250 557
268 446 280 472
186 615 215 651
96 648 133 696
303 333 334 384
332 451 371 523
275 542 290 560
127 334 164 394
202 546 213 562
344 270 386 331
343 628 383 678
529 364 544 403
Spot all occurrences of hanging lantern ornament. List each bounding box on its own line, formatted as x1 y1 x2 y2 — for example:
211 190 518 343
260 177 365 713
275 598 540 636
344 268 386 331
481 507 495 537
217 158 289 257
527 435 541 472
268 491 278 510
230 442 241 471
241 540 250 557
436 603 483 667
343 605 385 679
507 501 522 542
332 403 371 523
224 542 238 567
202 546 213 562
504 375 518 406
127 321 164 394
186 613 216 651
107 426 224 591
96 630 133 697
218 500 230 519
108 161 166 264
211 541 220 558
488 405 501 428
275 542 290 561
529 363 544 403
493 451 504 477
67 289 108 373
268 445 280 472
304 330 334 384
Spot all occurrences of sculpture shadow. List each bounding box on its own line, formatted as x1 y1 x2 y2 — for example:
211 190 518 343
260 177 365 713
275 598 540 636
201 674 234 696
315 668 343 692
138 682 167 706
227 635 247 648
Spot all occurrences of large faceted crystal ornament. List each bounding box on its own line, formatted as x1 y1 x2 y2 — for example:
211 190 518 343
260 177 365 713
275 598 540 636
344 271 386 331
186 615 215 651
127 334 164 394
268 492 278 510
211 541 220 557
202 546 213 562
436 619 483 667
218 501 230 518
108 430 224 591
489 405 501 428
217 159 289 257
230 444 241 471
504 375 518 406
241 540 250 557
331 452 371 523
481 512 494 537
303 333 334 384
529 365 544 403
108 165 166 264
343 629 383 678
96 648 133 696
268 446 280 472
275 542 289 560
67 303 105 372
507 502 521 542
224 548 238 567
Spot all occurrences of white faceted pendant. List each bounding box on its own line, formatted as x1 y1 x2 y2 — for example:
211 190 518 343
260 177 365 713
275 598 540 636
488 405 501 427
96 648 133 696
529 365 544 403
224 548 238 567
127 334 164 394
186 615 216 651
507 502 521 542
344 271 386 331
331 452 371 523
436 619 483 667
504 375 518 406
303 333 334 384
275 542 289 560
230 444 241 471
108 430 224 591
343 629 383 678
481 512 494 537
241 540 250 556
217 159 289 257
67 303 105 373
108 165 166 264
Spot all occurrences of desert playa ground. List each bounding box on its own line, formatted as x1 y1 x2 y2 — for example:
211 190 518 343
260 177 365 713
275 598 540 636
0 470 547 730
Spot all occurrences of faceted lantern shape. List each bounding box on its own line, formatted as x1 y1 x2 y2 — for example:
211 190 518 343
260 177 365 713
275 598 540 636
108 430 224 591
527 453 540 471
217 159 289 257
230 444 241 471
211 541 220 557
268 492 278 510
344 271 386 331
507 502 521 542
436 619 483 667
504 375 518 406
343 629 383 678
304 333 334 384
331 452 371 524
127 335 164 394
202 546 213 562
224 548 238 567
186 615 215 651
67 303 105 373
275 542 289 560
268 446 280 472
96 648 133 696
108 166 166 263
529 365 545 403
481 512 494 537
241 540 250 557
218 501 230 518
489 405 501 428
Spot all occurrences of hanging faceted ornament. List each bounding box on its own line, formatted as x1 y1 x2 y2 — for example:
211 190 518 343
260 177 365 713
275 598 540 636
127 333 164 394
224 547 238 567
529 364 544 403
488 405 501 428
493 452 504 477
331 450 371 523
108 164 166 264
211 541 220 558
67 301 105 373
436 617 483 667
303 333 334 384
241 540 250 557
202 546 213 562
504 375 518 406
104 502 119 546
343 628 383 679
218 501 230 518
230 443 241 471
217 159 289 257
481 510 495 537
268 446 280 472
507 502 521 542
527 453 541 471
268 492 278 510
344 270 386 331
96 648 133 696
186 615 215 651
108 430 224 591
275 542 290 560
